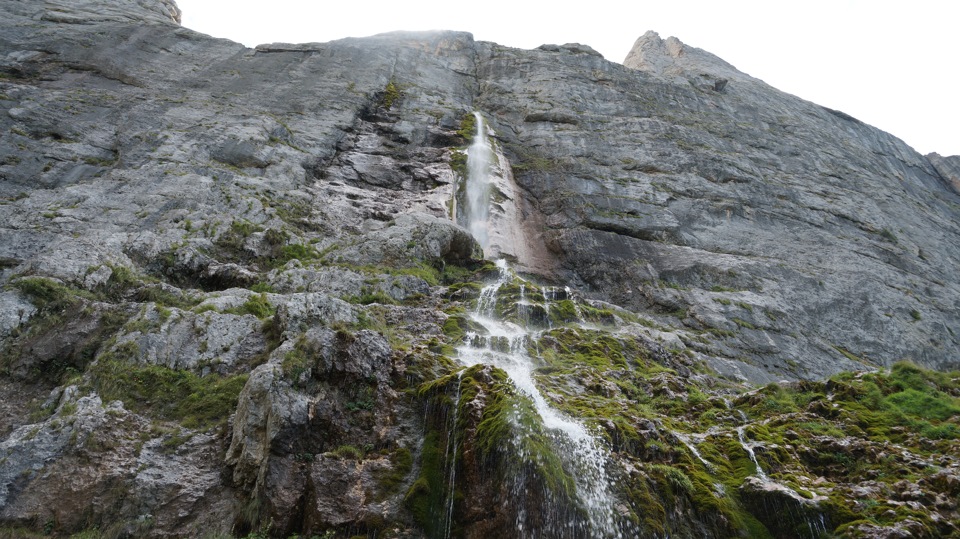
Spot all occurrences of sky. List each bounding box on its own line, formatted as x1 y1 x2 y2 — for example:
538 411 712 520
176 1 959 157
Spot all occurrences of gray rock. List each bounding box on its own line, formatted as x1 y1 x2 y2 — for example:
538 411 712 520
337 212 482 268
275 292 357 335
472 29 960 378
114 303 267 373
302 327 393 384
225 361 307 489
928 152 960 194
0 388 102 509
0 291 35 338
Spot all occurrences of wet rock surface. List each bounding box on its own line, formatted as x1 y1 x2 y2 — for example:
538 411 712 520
0 1 958 538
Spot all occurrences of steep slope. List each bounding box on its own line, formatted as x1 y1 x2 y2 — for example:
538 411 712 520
0 1 958 538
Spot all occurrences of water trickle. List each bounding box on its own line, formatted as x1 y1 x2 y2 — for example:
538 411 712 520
564 286 585 322
443 371 465 539
738 426 768 480
541 286 554 329
673 431 715 472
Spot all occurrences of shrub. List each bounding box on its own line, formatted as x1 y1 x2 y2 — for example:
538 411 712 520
228 293 274 319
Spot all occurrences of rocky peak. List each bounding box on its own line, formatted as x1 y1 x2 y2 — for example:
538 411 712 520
927 152 960 195
623 29 742 87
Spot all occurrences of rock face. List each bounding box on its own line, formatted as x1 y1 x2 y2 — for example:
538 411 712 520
0 1 958 538
478 29 960 379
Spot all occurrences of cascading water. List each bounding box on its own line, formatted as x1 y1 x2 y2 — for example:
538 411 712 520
459 262 624 537
452 113 629 538
464 111 493 251
737 426 767 481
735 412 767 480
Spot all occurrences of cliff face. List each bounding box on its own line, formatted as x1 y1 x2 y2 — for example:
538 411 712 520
1 1 958 538
478 31 960 380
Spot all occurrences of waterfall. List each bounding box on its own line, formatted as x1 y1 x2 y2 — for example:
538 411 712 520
452 112 629 538
456 112 552 270
464 111 493 251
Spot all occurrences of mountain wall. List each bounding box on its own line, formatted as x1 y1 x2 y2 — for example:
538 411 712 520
0 1 958 538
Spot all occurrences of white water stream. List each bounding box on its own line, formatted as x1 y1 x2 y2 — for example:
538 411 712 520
464 112 493 251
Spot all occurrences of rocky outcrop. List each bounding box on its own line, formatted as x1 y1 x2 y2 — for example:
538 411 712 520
928 152 960 195
0 0 958 537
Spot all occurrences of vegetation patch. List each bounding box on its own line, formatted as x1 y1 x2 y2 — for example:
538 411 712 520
381 80 402 110
225 293 275 319
456 112 476 141
90 343 248 430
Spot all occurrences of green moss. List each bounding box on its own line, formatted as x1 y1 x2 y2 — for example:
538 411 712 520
649 464 693 495
377 447 413 495
889 360 955 392
885 388 960 422
403 431 447 536
249 282 274 293
5 277 130 382
12 276 82 310
537 327 630 371
447 280 482 300
216 219 261 254
90 346 248 430
226 293 274 319
754 383 800 414
548 299 580 325
346 290 397 306
460 367 576 499
329 444 364 460
457 112 477 141
732 318 756 330
282 339 312 382
336 262 440 287
441 315 467 342
271 243 317 267
440 264 475 284
449 149 467 179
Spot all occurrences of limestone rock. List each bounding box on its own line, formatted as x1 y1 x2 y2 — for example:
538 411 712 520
337 212 482 268
928 152 960 194
225 362 307 490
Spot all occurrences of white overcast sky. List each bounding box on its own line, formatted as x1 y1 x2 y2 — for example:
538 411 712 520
176 0 959 157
